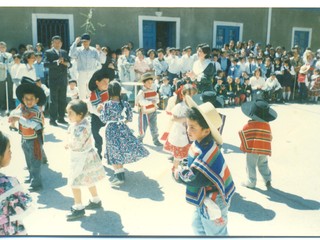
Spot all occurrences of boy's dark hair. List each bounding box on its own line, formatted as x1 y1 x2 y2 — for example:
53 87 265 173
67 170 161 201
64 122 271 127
22 50 35 63
0 131 9 160
186 107 209 130
67 99 88 118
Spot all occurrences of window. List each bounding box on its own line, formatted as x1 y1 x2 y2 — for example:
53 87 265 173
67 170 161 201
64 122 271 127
292 27 312 54
213 21 243 49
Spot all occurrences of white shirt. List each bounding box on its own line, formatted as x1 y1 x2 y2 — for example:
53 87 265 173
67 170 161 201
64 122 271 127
180 54 194 74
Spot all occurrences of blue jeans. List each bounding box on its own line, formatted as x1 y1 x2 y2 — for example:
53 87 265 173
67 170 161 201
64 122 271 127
246 153 271 186
138 111 159 143
21 138 42 187
192 194 230 236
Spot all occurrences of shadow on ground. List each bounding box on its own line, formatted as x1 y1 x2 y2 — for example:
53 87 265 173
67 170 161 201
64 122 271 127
255 187 320 210
36 165 73 210
44 133 63 143
229 192 276 221
221 142 242 154
80 209 128 235
113 170 165 202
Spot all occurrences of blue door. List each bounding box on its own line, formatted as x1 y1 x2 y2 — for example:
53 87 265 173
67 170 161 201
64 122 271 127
143 20 156 52
293 30 310 55
216 25 240 49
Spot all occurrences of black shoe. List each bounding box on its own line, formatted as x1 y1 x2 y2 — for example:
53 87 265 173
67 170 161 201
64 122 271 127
85 200 102 210
153 140 163 146
266 181 272 188
28 185 43 192
49 120 58 126
9 126 19 132
57 119 68 124
66 207 85 221
110 174 124 186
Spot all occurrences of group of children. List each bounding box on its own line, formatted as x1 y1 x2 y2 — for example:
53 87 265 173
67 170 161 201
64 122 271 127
1 63 279 235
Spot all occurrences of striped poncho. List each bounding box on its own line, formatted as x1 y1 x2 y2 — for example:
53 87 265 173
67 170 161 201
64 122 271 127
239 120 272 156
185 139 235 207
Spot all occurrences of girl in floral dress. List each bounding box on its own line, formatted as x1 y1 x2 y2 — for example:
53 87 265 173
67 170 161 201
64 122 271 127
65 100 106 221
0 131 33 235
163 84 198 179
99 81 149 186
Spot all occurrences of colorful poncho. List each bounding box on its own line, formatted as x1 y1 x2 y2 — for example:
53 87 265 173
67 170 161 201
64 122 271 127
239 120 272 156
185 139 235 207
0 174 33 235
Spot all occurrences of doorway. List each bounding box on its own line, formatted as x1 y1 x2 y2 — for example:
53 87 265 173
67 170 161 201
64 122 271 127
32 14 74 51
139 16 180 52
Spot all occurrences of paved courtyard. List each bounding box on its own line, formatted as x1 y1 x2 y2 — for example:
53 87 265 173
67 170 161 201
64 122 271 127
0 102 319 237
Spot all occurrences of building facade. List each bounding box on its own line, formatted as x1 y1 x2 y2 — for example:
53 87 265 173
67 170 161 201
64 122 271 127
0 7 319 53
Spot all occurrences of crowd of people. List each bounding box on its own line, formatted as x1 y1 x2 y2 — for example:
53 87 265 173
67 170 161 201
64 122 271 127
0 34 320 236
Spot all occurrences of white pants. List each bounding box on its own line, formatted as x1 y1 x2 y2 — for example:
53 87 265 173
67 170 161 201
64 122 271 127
77 70 96 100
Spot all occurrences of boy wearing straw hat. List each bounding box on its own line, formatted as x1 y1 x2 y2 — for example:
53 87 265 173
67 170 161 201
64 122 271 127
239 99 277 189
136 72 163 146
176 95 235 236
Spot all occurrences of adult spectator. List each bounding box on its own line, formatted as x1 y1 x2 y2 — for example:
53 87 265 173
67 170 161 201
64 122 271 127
44 35 71 126
179 46 194 77
153 48 168 79
249 68 265 100
166 48 181 84
187 43 214 93
69 33 101 100
0 41 13 110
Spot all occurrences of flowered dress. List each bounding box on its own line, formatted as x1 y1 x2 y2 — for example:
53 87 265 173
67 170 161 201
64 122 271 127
0 174 33 235
163 101 191 159
100 100 149 165
67 118 106 187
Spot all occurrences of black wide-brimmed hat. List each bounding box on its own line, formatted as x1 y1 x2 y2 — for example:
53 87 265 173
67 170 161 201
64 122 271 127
241 99 277 122
192 91 224 108
16 76 46 106
88 68 115 91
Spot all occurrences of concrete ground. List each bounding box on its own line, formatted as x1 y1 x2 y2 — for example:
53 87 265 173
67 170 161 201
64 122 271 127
0 101 319 237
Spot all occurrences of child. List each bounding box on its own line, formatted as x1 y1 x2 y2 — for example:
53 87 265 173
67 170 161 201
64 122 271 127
263 73 283 103
176 95 235 236
0 131 33 235
99 81 149 186
297 64 310 103
135 72 163 146
239 99 277 189
158 76 172 109
225 76 236 106
33 52 46 85
9 54 22 131
243 78 252 102
310 68 320 102
66 79 79 104
234 77 246 105
281 59 296 102
214 77 227 106
8 77 46 192
163 84 197 179
65 99 106 221
88 68 114 159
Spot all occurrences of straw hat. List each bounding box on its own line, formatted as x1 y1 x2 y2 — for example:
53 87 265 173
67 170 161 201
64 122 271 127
299 64 310 74
185 95 223 145
139 72 155 83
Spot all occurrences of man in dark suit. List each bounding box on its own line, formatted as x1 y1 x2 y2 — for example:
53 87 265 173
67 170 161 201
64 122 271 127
44 35 71 126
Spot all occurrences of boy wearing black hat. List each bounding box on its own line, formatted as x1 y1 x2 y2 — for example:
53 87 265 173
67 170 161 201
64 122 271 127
88 68 115 159
136 72 162 146
9 77 46 191
239 99 277 189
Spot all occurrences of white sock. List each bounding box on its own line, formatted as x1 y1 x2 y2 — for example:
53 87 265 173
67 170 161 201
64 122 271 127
283 92 286 99
287 92 291 100
73 204 84 210
91 196 101 203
